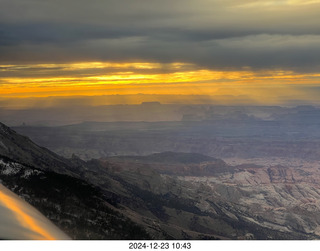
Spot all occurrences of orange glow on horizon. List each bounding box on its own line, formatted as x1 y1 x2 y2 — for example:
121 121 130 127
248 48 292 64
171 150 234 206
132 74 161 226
1 61 320 104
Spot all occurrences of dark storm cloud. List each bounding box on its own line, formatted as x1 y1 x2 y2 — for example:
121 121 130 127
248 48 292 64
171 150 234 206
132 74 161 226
0 22 145 46
1 0 320 71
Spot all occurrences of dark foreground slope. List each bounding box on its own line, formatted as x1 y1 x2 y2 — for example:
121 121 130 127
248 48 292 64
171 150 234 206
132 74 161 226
0 122 149 239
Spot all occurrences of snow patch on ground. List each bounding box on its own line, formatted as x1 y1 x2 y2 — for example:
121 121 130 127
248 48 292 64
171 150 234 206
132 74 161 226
0 159 24 175
0 160 22 175
0 159 43 178
22 169 43 178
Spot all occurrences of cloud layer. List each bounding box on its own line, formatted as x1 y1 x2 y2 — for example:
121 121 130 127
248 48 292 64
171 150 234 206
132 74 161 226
1 0 320 71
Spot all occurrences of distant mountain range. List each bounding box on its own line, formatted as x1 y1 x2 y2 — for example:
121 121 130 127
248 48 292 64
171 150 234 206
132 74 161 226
13 105 320 161
109 151 219 164
1 121 320 240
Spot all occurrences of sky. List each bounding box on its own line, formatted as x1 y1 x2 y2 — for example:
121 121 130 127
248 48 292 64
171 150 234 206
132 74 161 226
1 0 320 107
